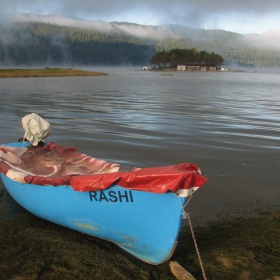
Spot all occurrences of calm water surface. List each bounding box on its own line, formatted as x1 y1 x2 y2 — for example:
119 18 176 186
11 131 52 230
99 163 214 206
1 68 280 223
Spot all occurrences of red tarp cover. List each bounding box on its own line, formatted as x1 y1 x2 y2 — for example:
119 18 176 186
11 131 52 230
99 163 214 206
0 142 207 194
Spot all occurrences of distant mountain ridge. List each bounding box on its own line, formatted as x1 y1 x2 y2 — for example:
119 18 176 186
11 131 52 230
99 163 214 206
0 15 279 67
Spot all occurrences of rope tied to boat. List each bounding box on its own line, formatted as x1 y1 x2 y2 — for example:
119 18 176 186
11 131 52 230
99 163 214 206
178 191 193 219
177 194 207 280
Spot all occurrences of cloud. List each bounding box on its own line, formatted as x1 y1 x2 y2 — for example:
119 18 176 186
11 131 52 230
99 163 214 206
244 29 280 50
1 0 280 34
3 0 280 15
8 13 118 33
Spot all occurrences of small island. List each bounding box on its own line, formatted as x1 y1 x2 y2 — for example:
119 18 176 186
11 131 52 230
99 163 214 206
0 68 108 78
148 48 224 70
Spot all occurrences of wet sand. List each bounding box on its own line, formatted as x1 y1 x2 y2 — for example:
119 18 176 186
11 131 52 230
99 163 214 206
0 180 3 220
184 147 280 226
0 179 28 220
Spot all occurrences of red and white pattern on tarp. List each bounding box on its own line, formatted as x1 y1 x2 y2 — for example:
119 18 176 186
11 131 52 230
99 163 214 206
0 142 207 197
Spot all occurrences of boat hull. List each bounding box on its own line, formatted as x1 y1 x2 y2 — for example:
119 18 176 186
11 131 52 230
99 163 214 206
1 165 186 265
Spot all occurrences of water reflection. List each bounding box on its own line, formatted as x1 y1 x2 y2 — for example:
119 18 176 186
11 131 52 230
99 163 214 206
1 71 280 152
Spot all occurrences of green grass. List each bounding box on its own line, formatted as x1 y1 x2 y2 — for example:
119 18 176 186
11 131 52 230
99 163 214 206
1 211 280 280
0 68 108 77
0 68 67 72
175 212 280 280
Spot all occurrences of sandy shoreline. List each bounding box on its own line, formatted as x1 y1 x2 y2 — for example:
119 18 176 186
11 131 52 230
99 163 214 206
0 180 4 220
0 179 28 221
185 147 280 226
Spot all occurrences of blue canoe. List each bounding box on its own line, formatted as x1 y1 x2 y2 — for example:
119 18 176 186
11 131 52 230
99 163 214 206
0 141 206 265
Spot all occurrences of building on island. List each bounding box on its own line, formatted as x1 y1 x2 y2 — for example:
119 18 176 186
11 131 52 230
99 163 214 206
209 67 217 71
187 66 200 71
177 65 187 71
180 66 217 71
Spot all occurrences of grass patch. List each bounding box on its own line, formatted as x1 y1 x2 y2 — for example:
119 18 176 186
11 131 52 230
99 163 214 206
175 211 280 280
0 68 108 78
0 211 280 280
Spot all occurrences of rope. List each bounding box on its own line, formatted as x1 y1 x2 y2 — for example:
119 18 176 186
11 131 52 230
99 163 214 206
177 191 193 219
187 213 207 280
177 194 207 280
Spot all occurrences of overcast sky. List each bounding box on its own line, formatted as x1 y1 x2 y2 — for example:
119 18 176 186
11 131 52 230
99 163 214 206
1 0 280 34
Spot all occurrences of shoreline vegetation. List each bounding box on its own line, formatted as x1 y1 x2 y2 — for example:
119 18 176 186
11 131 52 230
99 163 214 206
0 211 279 280
0 68 108 78
1 186 279 280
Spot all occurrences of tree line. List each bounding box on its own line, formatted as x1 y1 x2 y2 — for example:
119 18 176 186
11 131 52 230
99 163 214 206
155 34 280 68
149 48 224 68
0 22 155 66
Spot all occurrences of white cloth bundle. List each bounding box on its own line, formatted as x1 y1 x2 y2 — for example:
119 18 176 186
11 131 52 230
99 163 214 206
22 113 51 146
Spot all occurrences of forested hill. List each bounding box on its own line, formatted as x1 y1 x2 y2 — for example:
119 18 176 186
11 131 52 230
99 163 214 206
0 20 279 67
0 22 156 66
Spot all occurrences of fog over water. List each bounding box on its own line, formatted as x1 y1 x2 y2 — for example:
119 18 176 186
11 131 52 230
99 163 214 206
1 68 280 225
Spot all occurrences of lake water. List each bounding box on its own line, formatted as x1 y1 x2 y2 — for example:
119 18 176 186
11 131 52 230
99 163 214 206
1 67 280 225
